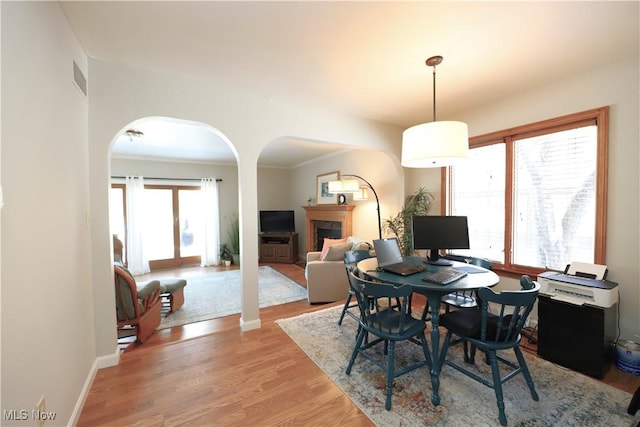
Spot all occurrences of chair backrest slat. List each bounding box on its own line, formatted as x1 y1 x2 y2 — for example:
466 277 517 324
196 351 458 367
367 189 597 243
344 249 373 283
477 279 540 344
348 269 415 336
344 249 372 266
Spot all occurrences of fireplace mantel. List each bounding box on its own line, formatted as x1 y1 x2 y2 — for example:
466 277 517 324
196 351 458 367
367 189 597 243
304 205 355 252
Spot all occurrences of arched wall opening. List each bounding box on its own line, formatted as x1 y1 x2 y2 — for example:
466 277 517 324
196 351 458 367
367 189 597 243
105 116 240 343
88 57 407 358
257 137 406 256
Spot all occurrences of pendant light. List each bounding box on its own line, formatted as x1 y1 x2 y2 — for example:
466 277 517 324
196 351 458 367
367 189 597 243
401 56 469 168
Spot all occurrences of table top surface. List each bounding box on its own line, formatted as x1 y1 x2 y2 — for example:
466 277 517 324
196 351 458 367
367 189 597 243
357 256 499 293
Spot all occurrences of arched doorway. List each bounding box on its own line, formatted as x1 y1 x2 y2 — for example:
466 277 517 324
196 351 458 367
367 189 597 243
109 116 239 273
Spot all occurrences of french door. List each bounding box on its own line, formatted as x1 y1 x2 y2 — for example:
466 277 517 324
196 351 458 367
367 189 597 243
110 184 202 269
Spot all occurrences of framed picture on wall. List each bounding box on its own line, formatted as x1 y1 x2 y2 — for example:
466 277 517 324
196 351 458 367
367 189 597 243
316 171 339 204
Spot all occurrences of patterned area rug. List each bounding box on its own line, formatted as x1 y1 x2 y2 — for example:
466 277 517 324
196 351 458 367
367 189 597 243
277 306 633 426
158 266 307 329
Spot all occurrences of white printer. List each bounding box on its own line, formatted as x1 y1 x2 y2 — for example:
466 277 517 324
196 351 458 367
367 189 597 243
537 261 618 308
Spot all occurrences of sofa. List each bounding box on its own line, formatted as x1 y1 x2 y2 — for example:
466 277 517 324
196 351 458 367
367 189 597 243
305 237 372 303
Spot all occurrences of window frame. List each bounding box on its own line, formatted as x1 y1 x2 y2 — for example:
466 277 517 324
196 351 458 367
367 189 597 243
110 183 202 270
443 106 609 277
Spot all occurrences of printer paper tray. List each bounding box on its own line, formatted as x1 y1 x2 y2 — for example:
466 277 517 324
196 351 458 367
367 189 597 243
550 294 586 306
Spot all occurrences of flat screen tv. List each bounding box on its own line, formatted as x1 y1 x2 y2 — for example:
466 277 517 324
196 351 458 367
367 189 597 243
259 210 295 233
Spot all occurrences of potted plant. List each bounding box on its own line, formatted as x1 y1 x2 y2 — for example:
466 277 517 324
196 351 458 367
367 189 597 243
383 187 434 256
228 213 240 265
219 243 233 267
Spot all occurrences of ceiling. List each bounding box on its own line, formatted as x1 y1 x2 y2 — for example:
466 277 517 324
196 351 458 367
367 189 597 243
112 116 350 167
60 1 639 167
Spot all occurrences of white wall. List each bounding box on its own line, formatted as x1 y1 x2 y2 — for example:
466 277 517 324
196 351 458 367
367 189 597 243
88 58 403 351
1 2 93 425
290 148 405 254
0 3 402 422
2 3 637 423
405 168 442 213
259 147 407 259
254 146 408 260
111 158 240 246
111 158 237 181
257 167 297 211
406 57 640 338
113 159 332 264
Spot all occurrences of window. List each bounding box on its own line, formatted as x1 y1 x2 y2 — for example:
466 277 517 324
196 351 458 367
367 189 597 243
446 107 608 275
109 183 202 269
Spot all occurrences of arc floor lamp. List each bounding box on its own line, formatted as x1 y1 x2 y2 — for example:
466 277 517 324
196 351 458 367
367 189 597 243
328 174 382 239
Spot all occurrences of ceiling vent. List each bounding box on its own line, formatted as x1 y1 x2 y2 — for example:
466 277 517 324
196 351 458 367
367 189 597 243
73 60 87 97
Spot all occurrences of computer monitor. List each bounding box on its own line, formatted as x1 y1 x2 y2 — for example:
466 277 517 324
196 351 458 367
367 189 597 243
412 215 470 265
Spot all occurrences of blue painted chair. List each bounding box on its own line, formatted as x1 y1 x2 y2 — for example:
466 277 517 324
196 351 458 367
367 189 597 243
345 271 432 410
441 255 493 313
337 249 373 325
438 275 540 425
433 256 494 361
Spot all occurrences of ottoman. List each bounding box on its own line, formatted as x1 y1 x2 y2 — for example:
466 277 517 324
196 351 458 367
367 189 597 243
159 278 187 315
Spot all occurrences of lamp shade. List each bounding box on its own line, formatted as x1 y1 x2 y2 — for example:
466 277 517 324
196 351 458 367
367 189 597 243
327 180 343 194
328 179 361 193
401 121 469 168
353 187 368 200
339 179 360 193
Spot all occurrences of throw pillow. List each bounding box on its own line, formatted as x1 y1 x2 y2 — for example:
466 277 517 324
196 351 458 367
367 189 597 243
348 236 372 252
323 241 355 261
319 237 348 260
352 241 372 251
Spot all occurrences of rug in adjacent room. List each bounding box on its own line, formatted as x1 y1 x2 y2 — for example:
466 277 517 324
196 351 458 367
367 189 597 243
277 306 633 426
158 266 307 329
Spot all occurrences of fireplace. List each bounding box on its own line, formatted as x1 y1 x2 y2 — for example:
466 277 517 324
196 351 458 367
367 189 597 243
315 221 343 251
303 205 355 252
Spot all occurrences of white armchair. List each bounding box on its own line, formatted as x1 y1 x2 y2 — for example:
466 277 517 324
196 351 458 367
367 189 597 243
305 237 371 303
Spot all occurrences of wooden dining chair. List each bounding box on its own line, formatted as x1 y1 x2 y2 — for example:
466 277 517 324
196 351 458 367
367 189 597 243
345 271 432 410
438 275 540 425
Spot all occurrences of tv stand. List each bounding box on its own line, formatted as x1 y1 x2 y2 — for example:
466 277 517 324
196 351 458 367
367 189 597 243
259 233 298 263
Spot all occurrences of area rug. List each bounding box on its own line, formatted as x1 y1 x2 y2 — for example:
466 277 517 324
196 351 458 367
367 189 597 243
158 266 307 329
276 306 633 426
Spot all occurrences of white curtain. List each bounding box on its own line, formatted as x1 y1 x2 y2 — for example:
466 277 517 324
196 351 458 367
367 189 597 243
200 178 221 266
125 176 150 275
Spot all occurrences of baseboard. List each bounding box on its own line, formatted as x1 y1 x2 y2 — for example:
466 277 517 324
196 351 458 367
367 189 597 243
96 346 120 369
68 346 119 426
240 317 261 331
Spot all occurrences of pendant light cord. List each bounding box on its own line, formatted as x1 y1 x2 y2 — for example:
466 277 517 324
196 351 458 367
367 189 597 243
425 55 443 123
432 64 437 122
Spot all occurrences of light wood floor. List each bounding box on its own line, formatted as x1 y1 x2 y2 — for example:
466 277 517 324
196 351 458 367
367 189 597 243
79 263 640 426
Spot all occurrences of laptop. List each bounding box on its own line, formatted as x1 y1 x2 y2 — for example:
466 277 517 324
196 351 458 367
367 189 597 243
373 238 425 276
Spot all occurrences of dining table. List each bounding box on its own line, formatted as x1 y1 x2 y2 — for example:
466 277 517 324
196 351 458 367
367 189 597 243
357 256 499 406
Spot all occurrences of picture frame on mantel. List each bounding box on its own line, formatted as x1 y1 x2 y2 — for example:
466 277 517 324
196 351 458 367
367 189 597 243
316 171 339 204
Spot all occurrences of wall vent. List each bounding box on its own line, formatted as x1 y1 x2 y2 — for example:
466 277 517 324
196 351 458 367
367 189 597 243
73 60 87 97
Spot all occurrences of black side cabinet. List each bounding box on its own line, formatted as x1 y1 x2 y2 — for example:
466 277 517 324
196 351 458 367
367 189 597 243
537 295 616 378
